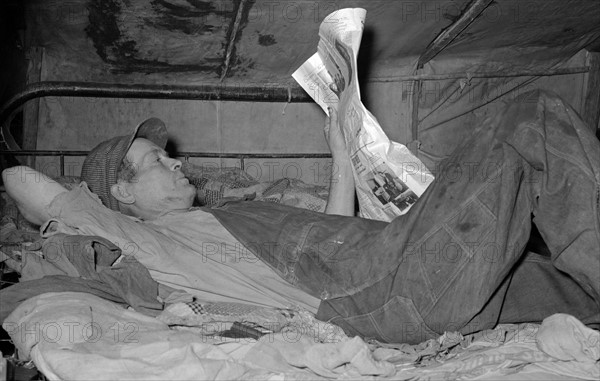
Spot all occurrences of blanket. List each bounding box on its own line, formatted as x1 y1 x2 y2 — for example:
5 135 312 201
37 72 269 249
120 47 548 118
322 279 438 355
2 166 599 380
3 292 599 380
181 163 329 212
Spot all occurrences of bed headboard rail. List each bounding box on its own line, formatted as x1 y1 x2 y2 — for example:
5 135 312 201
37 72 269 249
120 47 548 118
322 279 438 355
0 81 330 177
0 150 331 176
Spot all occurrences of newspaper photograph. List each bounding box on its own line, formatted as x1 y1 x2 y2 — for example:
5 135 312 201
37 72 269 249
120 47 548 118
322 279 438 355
292 8 435 221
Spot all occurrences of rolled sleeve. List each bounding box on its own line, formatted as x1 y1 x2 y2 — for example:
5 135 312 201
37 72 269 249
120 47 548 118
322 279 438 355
40 182 176 268
46 182 110 219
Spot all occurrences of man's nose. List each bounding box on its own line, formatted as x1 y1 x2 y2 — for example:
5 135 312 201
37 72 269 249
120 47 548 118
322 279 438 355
166 157 182 171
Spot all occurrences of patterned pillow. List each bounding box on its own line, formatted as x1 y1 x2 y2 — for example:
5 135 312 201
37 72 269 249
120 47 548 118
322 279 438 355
181 162 329 211
181 163 260 207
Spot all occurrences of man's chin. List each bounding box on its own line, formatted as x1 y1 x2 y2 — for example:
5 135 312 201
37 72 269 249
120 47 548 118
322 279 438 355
185 185 197 206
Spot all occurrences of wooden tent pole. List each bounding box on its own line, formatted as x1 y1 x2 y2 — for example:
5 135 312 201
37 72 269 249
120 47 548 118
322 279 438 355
582 52 600 136
410 80 422 146
220 0 252 81
22 47 43 168
417 0 494 69
372 66 591 83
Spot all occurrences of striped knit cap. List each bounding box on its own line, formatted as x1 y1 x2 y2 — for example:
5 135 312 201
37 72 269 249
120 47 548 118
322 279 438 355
80 118 168 211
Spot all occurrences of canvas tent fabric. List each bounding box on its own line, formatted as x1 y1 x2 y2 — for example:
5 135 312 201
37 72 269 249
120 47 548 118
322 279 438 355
19 0 600 182
23 0 600 84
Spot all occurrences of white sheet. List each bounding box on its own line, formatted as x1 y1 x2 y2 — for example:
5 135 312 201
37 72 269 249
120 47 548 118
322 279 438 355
3 292 599 380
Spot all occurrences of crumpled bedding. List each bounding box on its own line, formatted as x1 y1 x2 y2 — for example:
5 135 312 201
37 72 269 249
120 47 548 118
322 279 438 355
3 292 599 380
181 163 329 212
2 166 599 380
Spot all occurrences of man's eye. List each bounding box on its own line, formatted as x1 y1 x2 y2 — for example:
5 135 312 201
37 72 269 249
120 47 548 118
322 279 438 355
154 152 169 163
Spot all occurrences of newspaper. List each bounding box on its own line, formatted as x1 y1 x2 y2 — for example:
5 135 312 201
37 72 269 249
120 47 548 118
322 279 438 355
292 8 435 221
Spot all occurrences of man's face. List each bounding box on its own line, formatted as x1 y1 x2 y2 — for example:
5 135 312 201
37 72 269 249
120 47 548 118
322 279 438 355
121 138 196 215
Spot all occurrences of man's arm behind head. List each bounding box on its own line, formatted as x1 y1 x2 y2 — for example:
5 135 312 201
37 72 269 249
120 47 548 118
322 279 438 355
2 166 68 226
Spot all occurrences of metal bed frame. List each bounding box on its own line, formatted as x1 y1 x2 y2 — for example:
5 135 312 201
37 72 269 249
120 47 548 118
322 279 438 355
1 65 596 176
0 81 331 177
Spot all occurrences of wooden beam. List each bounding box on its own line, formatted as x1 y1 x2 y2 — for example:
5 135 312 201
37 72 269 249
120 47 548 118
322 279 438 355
417 0 493 69
582 51 600 136
220 0 251 81
373 66 590 82
410 80 422 144
22 47 44 167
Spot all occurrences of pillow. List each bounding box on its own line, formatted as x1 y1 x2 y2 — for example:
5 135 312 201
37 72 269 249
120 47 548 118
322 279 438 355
181 162 329 211
181 163 260 206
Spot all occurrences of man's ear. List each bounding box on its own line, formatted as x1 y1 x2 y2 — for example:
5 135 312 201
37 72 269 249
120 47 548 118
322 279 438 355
111 182 135 204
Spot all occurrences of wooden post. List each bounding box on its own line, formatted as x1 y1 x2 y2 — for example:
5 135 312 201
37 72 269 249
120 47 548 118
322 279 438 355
22 47 43 168
417 0 494 69
582 51 600 137
410 80 422 145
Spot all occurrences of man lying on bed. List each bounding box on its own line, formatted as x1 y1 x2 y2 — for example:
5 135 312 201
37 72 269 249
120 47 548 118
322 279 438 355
2 90 599 344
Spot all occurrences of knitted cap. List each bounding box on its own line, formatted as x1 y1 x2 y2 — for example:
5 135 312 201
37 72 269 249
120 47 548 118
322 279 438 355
80 118 168 211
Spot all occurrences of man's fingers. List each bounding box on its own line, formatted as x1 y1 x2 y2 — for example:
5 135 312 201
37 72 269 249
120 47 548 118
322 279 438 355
328 107 337 126
325 107 333 133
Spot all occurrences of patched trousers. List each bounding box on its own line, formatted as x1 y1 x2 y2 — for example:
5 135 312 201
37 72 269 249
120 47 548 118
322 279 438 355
211 90 600 344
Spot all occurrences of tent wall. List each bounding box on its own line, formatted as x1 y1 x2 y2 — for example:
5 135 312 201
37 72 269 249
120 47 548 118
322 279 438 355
28 50 595 183
5 0 599 182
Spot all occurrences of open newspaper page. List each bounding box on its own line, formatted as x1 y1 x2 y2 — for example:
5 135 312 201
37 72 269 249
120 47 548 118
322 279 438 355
293 8 435 221
291 52 338 115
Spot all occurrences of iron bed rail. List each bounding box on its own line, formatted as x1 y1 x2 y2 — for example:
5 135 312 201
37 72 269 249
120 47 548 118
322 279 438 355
0 150 332 176
0 81 314 127
0 81 331 177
